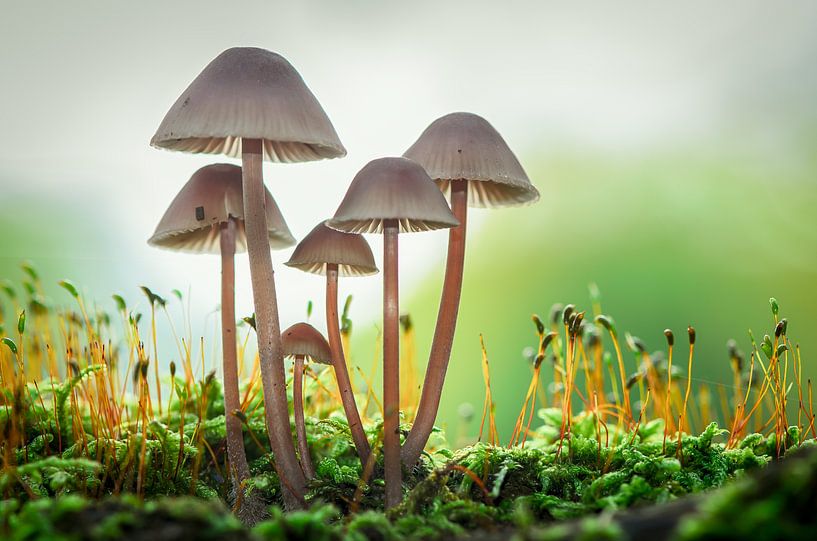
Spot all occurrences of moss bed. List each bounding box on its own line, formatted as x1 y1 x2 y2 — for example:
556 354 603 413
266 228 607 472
2 403 815 540
1 272 814 540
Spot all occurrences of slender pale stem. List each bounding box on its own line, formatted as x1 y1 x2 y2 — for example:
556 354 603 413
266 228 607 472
383 220 401 509
221 220 253 493
292 355 314 478
326 264 371 465
241 138 306 507
610 333 632 423
681 342 696 434
402 180 468 466
150 304 162 416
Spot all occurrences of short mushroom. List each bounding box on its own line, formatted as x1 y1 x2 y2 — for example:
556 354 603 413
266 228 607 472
282 322 332 479
285 222 378 467
148 163 294 523
326 157 458 509
151 47 345 506
401 112 539 466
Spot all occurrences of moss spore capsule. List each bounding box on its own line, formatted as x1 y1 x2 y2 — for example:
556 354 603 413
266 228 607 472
770 297 779 317
562 304 576 326
549 303 565 326
532 314 545 335
595 315 616 338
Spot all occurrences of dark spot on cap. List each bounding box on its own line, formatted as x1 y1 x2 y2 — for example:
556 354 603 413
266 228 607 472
195 206 205 221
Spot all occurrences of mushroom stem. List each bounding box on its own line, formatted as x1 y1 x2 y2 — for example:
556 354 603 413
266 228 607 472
220 219 253 493
241 137 307 507
402 180 468 467
326 264 371 466
292 354 314 478
383 219 402 509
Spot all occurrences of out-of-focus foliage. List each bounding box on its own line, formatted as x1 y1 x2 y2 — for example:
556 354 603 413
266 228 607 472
404 140 817 439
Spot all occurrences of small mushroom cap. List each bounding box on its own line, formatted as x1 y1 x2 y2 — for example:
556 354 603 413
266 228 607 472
151 47 346 163
326 157 459 234
285 223 378 277
403 112 539 208
282 322 332 364
147 164 295 254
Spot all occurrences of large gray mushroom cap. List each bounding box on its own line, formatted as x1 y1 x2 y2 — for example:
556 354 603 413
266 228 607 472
148 164 295 254
151 47 346 163
326 157 459 234
285 223 378 277
282 322 332 365
403 112 538 208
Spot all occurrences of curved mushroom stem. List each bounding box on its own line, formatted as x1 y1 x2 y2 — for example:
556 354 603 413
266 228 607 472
220 220 252 489
402 180 468 467
326 264 371 466
292 355 314 478
241 138 307 508
383 219 402 509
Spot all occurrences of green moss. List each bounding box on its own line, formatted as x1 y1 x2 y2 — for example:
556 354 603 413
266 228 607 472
676 448 817 541
2 427 815 540
2 273 815 539
0 495 248 541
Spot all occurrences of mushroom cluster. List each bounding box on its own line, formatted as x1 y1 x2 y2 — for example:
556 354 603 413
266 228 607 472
148 48 537 514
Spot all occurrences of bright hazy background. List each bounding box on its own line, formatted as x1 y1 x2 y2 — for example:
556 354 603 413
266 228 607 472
1 1 816 439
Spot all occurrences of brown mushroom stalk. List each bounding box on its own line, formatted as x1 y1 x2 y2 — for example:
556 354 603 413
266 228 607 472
326 263 371 464
219 218 254 498
292 354 314 478
218 220 269 523
241 138 307 503
326 157 458 510
382 219 401 508
401 113 540 467
401 179 467 465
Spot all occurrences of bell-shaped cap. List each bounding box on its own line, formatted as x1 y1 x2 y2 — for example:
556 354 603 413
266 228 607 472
403 112 539 208
151 47 346 163
326 157 459 234
148 164 295 254
282 322 332 364
285 223 378 277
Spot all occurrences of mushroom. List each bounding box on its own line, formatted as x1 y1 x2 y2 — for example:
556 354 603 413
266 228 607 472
327 157 458 509
401 112 539 466
148 163 294 523
151 47 345 505
284 223 377 467
282 322 332 479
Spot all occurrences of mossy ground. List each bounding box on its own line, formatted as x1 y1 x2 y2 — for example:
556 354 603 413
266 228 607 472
1 269 815 539
2 404 814 540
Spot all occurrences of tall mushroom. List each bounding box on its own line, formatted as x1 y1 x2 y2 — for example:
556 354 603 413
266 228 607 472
285 223 377 467
401 113 539 466
282 322 332 479
147 163 294 523
327 157 458 509
150 47 346 505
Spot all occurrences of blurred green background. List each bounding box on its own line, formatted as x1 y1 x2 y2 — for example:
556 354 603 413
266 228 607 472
1 1 816 441
401 133 817 439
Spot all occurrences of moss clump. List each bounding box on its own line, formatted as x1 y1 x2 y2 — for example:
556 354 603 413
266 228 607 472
676 443 817 541
2 272 815 539
0 495 247 541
